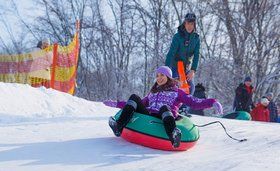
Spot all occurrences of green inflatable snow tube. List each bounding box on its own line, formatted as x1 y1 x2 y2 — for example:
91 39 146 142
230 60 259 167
222 111 251 120
113 110 199 151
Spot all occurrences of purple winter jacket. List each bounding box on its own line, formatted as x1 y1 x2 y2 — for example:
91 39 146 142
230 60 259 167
116 87 216 117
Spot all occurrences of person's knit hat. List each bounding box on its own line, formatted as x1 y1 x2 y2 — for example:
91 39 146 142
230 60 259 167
184 13 196 22
156 66 172 78
244 76 252 82
42 38 50 44
260 97 269 106
265 92 273 99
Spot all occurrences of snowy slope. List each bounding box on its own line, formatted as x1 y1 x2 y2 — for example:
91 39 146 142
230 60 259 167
0 82 279 171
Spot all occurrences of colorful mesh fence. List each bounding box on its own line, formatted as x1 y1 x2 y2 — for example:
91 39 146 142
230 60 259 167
0 30 79 95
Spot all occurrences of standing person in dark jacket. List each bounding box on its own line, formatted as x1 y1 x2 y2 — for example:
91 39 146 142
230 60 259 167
233 76 254 113
278 104 280 123
265 93 278 122
189 83 207 116
165 13 200 95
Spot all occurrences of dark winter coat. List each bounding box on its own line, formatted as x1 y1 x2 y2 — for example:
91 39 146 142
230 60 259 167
250 103 270 122
268 101 278 122
233 83 254 113
189 83 206 116
165 24 200 72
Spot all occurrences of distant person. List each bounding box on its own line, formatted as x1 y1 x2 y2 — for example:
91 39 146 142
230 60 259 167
29 38 52 86
278 104 280 123
265 93 278 122
36 38 50 50
188 83 207 116
233 76 254 113
250 97 270 122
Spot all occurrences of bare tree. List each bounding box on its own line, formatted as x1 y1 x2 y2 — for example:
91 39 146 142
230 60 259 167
0 3 31 54
1 0 279 107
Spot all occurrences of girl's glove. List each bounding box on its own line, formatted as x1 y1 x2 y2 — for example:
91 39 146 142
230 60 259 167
213 101 223 115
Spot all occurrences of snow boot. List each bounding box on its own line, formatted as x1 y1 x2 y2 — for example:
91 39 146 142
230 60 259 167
171 127 182 148
179 107 192 117
109 116 122 137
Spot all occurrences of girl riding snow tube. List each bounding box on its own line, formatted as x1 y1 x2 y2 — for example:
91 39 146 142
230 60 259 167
104 66 223 149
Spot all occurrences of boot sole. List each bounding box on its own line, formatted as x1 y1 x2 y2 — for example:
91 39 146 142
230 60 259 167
109 117 121 137
172 132 181 148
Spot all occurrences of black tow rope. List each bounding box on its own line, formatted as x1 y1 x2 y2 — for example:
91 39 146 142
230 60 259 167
195 121 247 142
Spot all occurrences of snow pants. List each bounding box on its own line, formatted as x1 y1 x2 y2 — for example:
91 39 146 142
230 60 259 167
117 94 176 139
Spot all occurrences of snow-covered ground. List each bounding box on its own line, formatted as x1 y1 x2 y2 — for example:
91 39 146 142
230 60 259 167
0 82 279 171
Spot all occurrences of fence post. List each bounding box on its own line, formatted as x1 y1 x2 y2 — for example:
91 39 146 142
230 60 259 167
51 43 58 89
72 20 80 94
